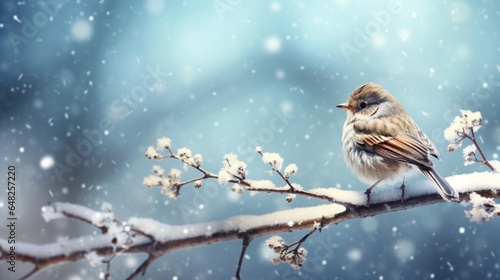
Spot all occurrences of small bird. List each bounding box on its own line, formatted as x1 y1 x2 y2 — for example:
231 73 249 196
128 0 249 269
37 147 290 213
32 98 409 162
337 83 458 203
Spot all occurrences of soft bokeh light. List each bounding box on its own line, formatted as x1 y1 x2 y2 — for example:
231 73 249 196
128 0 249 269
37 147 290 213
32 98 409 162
1 1 499 279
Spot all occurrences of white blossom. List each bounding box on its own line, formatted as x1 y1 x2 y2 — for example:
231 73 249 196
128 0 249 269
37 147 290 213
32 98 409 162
183 158 195 170
255 146 262 153
160 177 171 188
266 235 285 253
194 180 202 188
224 153 238 162
266 235 308 269
193 154 203 166
284 164 298 179
177 147 192 159
444 110 482 142
161 183 179 199
261 152 284 171
221 153 247 180
159 171 181 199
227 161 247 178
447 140 462 152
444 116 463 142
167 168 181 181
465 192 500 224
463 110 482 130
297 247 307 257
143 168 183 199
281 249 307 269
153 165 164 176
143 175 161 187
218 170 231 185
156 137 172 150
231 184 244 193
145 146 162 160
462 144 477 166
290 248 308 269
272 255 282 265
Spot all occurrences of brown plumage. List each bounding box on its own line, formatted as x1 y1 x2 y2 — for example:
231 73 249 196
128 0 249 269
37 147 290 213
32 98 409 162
337 83 458 202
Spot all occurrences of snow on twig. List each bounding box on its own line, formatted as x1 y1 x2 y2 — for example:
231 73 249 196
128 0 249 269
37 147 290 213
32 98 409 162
444 110 496 171
465 192 500 224
143 138 355 206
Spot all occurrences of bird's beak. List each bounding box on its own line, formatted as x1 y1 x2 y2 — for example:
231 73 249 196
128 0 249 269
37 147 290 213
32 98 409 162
336 103 355 111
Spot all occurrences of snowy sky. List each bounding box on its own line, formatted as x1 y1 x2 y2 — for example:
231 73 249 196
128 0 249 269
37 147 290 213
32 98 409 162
0 1 499 279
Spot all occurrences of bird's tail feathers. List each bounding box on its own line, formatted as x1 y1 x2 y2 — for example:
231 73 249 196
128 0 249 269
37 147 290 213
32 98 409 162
420 168 459 201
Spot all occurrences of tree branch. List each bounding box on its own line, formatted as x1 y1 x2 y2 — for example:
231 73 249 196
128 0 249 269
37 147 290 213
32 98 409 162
1 172 499 279
466 128 496 171
235 237 251 280
126 253 159 280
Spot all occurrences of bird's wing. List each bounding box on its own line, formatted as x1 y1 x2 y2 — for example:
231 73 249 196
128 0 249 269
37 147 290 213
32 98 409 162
356 133 434 168
406 120 440 159
416 129 440 159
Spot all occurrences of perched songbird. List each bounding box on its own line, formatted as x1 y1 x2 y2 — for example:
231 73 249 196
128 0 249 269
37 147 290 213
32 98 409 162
337 83 458 203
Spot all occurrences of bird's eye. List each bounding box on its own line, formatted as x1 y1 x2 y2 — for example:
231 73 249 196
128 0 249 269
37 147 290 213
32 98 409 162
359 101 367 109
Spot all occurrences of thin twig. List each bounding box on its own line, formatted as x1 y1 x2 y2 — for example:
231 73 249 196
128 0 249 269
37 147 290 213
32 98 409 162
235 237 251 280
468 128 496 171
154 146 357 207
287 227 317 253
245 186 354 208
165 152 354 207
126 253 159 280
103 254 116 280
166 147 217 177
178 173 218 188
19 266 40 280
256 150 296 191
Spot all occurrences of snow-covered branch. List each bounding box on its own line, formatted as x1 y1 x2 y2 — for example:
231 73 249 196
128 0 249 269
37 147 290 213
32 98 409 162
2 110 497 279
1 171 499 279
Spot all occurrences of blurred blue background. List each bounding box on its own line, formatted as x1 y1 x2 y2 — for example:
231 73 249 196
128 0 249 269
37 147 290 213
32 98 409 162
1 0 499 279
